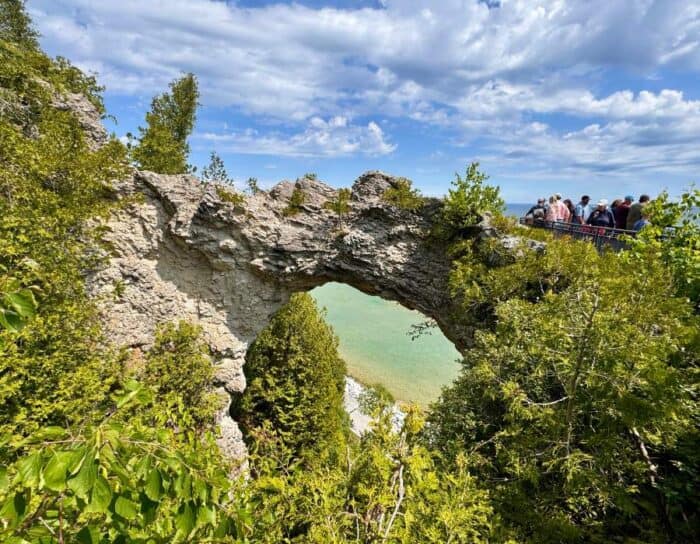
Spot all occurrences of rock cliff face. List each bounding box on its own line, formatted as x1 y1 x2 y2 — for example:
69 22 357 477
90 169 469 460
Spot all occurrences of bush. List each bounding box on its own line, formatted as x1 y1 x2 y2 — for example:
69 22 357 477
143 321 220 428
436 162 505 240
232 293 347 459
283 186 306 216
215 185 246 208
382 177 424 210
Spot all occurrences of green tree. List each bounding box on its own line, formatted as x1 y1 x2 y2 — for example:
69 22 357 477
232 293 347 459
143 321 220 428
244 407 496 543
324 188 351 228
625 188 700 305
437 162 505 240
201 150 234 186
0 0 38 49
131 73 199 174
247 177 260 194
283 185 306 216
382 177 424 210
428 242 698 542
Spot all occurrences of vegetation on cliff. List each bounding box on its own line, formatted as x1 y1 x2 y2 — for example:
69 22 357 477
1 3 698 542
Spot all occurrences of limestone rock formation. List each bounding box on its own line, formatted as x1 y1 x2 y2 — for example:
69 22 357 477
89 170 469 460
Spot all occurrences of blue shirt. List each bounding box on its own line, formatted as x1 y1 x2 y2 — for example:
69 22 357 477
573 202 590 223
633 218 650 231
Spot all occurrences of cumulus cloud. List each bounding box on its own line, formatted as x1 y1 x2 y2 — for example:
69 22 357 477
196 116 396 157
26 0 700 173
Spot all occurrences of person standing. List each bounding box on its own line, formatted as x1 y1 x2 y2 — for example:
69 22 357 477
614 195 633 229
587 200 615 228
626 194 650 230
572 195 591 224
563 199 575 222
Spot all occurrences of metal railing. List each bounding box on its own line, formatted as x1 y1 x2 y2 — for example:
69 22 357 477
519 218 637 252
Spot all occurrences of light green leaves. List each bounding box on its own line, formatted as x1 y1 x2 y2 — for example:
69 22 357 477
113 495 138 520
144 469 163 502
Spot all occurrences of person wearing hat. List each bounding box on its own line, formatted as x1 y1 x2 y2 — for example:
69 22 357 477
613 195 634 229
626 194 651 230
587 199 616 228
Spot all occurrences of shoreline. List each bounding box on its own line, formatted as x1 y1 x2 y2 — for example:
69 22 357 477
343 375 405 436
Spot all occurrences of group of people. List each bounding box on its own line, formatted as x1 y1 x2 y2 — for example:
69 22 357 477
525 193 651 231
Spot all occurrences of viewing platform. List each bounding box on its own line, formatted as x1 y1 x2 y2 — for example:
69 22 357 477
519 218 636 252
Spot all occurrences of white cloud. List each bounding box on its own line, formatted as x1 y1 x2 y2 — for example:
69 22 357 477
196 116 396 157
26 0 700 172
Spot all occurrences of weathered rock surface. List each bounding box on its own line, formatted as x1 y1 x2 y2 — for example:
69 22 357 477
89 170 470 460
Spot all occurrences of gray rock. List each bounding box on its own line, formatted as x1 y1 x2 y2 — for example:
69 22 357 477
89 169 523 462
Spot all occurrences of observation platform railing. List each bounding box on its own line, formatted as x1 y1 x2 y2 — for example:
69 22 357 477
519 218 637 252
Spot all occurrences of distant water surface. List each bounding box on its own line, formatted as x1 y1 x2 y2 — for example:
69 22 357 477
310 283 461 406
310 204 533 406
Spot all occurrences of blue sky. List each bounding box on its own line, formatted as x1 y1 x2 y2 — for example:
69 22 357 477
27 0 700 202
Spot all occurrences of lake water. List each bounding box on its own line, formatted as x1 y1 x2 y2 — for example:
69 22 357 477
311 283 461 406
310 204 531 406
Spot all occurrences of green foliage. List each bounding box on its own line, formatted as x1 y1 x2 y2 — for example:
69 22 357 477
283 185 306 216
0 37 129 439
130 73 199 174
243 408 496 543
0 0 38 50
429 236 698 542
233 293 347 459
357 382 395 417
216 185 246 208
201 150 234 185
382 177 424 211
0 382 241 543
303 172 317 180
436 162 505 240
246 177 260 194
143 321 221 428
324 188 352 227
624 188 700 305
0 266 39 332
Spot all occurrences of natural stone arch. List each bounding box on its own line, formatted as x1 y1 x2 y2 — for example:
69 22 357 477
91 170 472 459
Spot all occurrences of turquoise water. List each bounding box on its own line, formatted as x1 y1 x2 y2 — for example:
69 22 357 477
310 283 461 406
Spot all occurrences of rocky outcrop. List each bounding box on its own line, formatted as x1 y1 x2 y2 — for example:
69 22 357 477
89 170 472 460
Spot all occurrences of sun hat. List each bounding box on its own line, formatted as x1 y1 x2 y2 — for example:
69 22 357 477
554 192 562 199
597 199 608 206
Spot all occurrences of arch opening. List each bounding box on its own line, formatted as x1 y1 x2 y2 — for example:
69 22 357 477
309 282 461 407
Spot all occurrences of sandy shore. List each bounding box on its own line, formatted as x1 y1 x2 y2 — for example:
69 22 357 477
343 376 405 436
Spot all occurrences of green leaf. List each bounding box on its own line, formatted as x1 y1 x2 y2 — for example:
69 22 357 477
0 492 27 529
113 495 139 520
42 451 72 491
17 452 41 487
67 451 96 499
0 308 23 332
76 525 101 544
175 502 196 538
7 290 37 318
144 469 163 502
85 476 112 514
196 504 216 527
0 465 8 493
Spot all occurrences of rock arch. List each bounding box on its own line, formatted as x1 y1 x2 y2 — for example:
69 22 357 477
91 170 469 459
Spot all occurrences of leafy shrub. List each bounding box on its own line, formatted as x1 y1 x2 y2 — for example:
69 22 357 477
436 162 505 240
130 73 199 174
215 185 246 208
233 293 347 459
143 321 220 428
283 186 306 216
382 177 424 210
323 187 352 227
0 382 238 543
